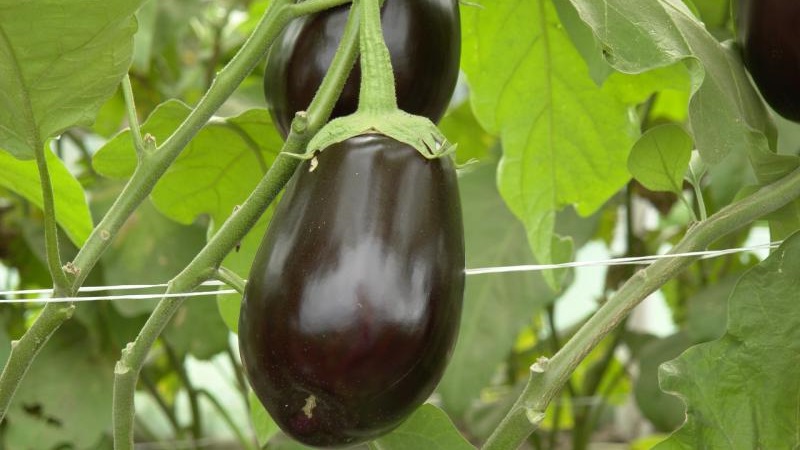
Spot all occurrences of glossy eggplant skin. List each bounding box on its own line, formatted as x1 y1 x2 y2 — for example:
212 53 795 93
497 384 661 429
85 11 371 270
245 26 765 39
738 0 800 122
238 135 464 447
264 0 461 137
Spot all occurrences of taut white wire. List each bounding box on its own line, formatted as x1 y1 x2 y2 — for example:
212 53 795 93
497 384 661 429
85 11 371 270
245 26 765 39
0 241 779 304
464 242 779 275
0 290 238 304
0 280 228 297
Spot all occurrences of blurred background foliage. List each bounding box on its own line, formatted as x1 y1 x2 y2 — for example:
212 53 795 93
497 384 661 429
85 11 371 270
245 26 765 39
1 0 799 449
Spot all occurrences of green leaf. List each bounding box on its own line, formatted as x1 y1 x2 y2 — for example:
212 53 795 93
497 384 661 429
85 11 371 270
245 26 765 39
634 332 693 432
372 404 474 450
93 101 283 226
0 0 142 159
628 124 693 194
151 108 283 225
0 148 93 246
164 297 229 360
566 0 774 165
655 232 800 449
93 191 206 317
462 0 671 289
93 100 191 179
439 101 496 164
438 161 556 417
6 322 115 449
250 391 280 447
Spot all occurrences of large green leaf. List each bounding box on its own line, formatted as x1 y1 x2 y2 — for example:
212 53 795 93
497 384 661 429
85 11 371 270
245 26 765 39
372 404 474 450
93 101 283 226
0 0 142 159
566 0 773 166
634 332 693 432
93 99 190 179
0 148 93 246
438 161 556 417
150 108 283 225
654 232 800 449
5 322 115 449
461 0 675 288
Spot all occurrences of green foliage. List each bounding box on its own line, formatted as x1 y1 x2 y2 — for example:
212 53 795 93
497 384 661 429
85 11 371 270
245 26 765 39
0 149 93 246
462 0 633 288
251 391 280 447
0 0 144 160
2 0 800 449
5 322 115 449
567 0 772 164
438 160 556 417
628 125 692 194
372 405 475 450
655 232 800 449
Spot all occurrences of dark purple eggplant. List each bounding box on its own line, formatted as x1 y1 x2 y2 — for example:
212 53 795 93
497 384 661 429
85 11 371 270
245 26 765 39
738 0 800 122
238 134 464 447
263 0 461 137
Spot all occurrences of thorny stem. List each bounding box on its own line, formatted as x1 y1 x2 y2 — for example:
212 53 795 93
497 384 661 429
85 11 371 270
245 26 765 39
482 164 800 450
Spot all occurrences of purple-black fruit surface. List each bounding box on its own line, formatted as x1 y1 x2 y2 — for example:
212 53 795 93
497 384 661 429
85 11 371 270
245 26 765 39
238 135 465 447
263 0 461 137
738 0 800 122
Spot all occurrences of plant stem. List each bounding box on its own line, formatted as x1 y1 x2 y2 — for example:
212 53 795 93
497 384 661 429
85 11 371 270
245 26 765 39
356 0 397 114
140 370 182 437
121 74 146 156
33 143 69 292
0 139 73 422
0 0 353 427
112 6 361 449
197 388 257 450
226 343 249 401
215 266 246 295
0 303 73 421
543 305 568 450
163 340 202 447
482 164 800 450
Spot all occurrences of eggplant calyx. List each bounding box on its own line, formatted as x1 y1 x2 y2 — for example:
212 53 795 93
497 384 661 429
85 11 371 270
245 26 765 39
307 110 453 159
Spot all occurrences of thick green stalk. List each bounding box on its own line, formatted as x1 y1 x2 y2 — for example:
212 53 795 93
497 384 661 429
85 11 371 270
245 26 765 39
33 142 69 292
112 6 362 449
0 302 73 420
0 140 71 422
482 165 800 450
0 0 351 428
121 74 146 156
356 0 397 113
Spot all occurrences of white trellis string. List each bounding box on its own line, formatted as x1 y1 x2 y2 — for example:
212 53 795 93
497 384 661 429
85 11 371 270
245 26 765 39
0 241 780 304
